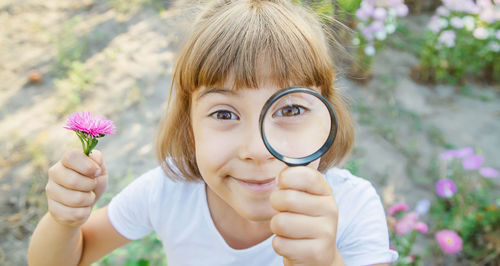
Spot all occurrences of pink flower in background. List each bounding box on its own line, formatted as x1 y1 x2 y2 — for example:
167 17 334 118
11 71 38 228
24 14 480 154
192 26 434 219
395 4 409 17
450 17 465 29
64 111 115 155
415 198 431 215
388 0 403 7
442 0 478 14
369 20 385 32
463 16 476 31
440 147 475 160
436 6 450 17
64 111 115 137
479 8 496 24
414 222 428 234
356 3 374 21
436 178 457 198
428 16 442 33
462 154 484 170
395 212 419 235
373 8 387 21
455 147 475 158
479 167 499 178
436 230 463 255
473 27 489 39
438 30 457 47
388 203 410 216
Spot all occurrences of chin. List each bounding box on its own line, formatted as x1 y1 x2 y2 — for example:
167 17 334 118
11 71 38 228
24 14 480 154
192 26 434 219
239 203 277 222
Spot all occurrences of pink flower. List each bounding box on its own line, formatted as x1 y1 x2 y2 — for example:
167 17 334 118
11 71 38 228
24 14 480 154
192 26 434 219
64 111 115 137
388 203 410 216
462 154 484 170
436 6 450 17
414 222 428 233
479 167 499 178
395 4 409 17
436 178 457 198
64 111 115 155
356 3 374 21
395 212 419 235
435 230 463 255
388 0 403 8
438 30 457 47
479 8 496 24
428 16 443 33
450 17 465 29
415 198 431 215
440 147 475 160
369 20 385 33
455 147 475 158
473 27 490 40
373 8 387 21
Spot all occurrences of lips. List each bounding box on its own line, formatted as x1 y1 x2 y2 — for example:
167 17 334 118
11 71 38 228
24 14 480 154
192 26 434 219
233 176 277 193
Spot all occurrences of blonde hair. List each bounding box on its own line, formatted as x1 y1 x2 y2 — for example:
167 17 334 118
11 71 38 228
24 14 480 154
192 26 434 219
156 0 354 182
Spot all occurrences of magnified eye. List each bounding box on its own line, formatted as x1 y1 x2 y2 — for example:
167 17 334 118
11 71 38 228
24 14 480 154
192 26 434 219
273 104 308 118
210 110 239 120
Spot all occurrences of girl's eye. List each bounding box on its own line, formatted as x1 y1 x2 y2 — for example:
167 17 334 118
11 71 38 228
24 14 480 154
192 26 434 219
273 104 307 118
210 110 239 120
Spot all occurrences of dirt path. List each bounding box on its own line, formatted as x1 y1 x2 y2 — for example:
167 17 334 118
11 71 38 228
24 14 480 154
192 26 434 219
1 1 499 265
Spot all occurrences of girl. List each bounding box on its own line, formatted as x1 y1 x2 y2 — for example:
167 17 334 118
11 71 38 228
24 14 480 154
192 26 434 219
28 0 398 265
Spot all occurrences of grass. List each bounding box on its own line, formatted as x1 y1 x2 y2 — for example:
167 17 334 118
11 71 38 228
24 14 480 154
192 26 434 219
54 61 97 116
54 16 88 75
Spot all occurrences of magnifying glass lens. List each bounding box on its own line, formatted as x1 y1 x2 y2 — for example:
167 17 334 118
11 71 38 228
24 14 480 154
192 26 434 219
262 91 332 159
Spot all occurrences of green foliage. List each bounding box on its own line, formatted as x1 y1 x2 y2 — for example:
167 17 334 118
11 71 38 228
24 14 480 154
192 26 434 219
390 230 423 266
55 16 88 75
54 61 96 115
96 233 167 266
429 159 500 262
418 15 500 84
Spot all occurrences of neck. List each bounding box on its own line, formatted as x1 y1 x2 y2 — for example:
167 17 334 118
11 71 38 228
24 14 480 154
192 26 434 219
205 184 273 249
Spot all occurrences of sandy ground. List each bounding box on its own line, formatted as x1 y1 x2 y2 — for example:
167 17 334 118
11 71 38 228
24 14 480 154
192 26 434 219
0 1 499 265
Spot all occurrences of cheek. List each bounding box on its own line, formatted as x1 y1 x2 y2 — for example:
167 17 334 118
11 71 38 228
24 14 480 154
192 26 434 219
193 126 239 176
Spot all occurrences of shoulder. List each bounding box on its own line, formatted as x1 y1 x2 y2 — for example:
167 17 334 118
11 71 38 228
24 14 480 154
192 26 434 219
323 167 379 203
133 166 203 199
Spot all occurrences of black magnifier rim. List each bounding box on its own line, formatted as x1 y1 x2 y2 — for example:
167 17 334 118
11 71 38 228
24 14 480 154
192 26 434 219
259 87 338 166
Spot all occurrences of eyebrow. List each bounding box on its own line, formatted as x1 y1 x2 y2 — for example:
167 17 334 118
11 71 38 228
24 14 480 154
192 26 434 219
196 87 237 100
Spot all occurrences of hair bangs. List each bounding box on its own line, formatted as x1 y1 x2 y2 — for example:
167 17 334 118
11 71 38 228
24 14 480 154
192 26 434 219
177 1 334 94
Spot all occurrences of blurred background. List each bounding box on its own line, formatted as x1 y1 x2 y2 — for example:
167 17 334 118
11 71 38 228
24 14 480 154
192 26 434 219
0 0 498 265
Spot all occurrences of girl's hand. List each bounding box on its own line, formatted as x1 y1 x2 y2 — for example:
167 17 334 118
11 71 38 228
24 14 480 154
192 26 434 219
45 149 108 227
270 166 343 266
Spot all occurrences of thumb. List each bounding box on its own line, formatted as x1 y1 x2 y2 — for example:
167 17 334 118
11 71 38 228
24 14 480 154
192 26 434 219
89 149 103 167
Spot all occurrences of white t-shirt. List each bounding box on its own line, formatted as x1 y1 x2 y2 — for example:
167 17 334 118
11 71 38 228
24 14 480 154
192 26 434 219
108 166 398 266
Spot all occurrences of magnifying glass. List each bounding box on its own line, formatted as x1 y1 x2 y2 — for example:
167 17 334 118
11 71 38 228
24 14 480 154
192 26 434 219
259 87 338 166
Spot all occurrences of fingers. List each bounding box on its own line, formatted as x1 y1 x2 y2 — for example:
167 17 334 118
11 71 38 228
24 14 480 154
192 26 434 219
46 179 96 208
45 149 106 227
49 161 97 192
270 212 335 239
278 166 332 196
270 189 336 217
61 149 102 178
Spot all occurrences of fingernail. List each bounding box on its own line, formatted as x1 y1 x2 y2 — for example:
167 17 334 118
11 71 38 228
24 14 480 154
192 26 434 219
94 169 101 177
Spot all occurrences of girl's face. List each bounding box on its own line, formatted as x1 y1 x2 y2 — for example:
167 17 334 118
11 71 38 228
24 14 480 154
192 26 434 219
191 77 320 222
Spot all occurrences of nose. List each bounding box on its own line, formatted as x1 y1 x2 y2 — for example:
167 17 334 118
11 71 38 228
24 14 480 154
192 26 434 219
238 118 274 164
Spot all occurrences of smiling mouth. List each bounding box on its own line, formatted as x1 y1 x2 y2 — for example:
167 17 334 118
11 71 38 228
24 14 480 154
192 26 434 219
233 176 277 192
